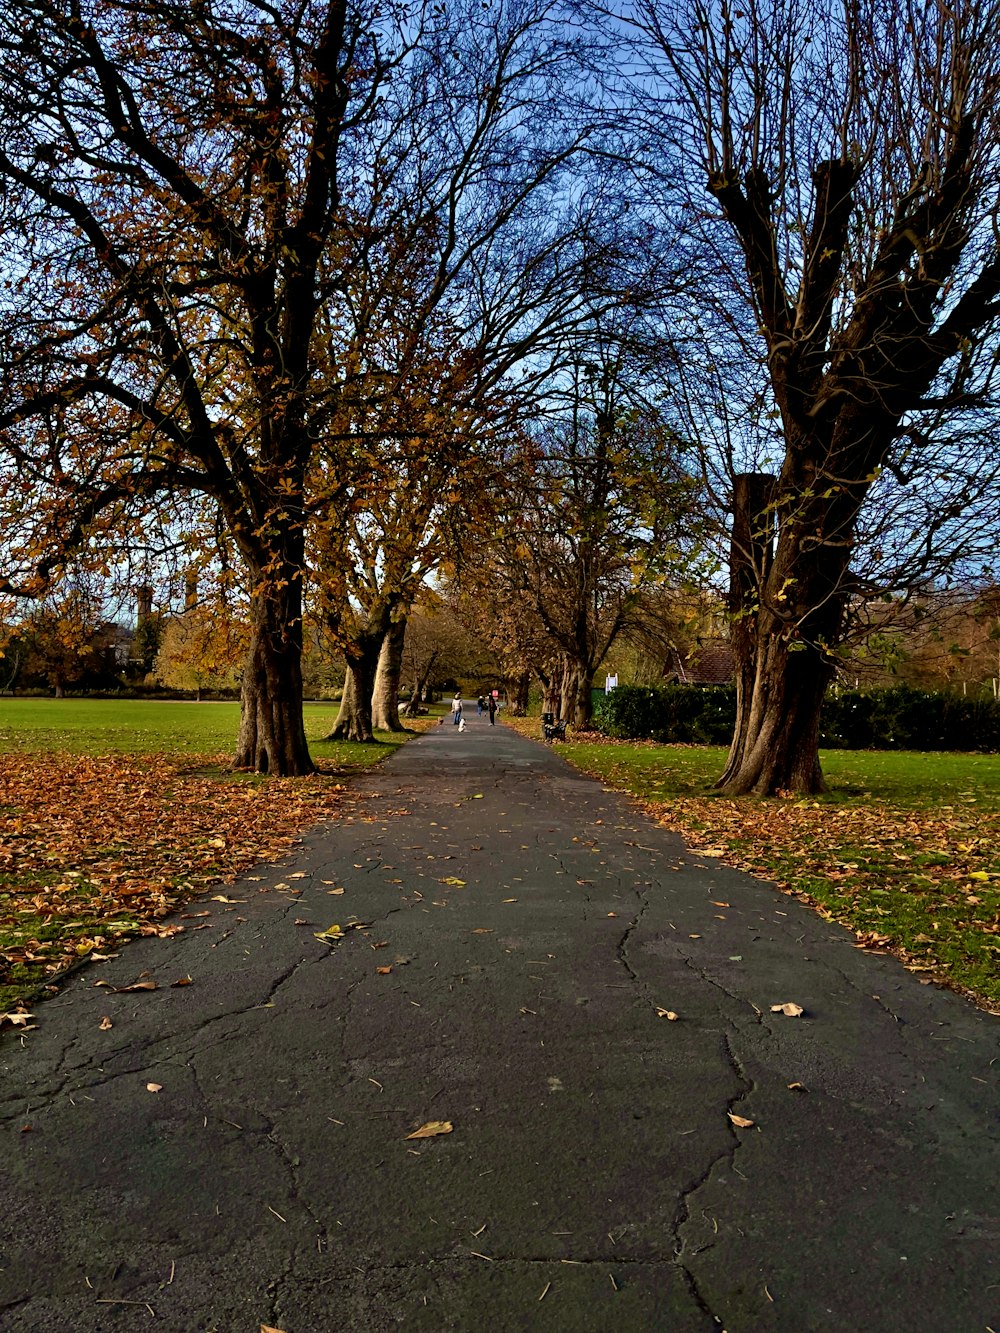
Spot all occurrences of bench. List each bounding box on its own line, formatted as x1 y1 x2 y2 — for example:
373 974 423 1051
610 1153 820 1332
541 712 568 742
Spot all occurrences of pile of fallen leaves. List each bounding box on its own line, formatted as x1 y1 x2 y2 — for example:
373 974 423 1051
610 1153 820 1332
643 793 1000 1010
0 752 348 1008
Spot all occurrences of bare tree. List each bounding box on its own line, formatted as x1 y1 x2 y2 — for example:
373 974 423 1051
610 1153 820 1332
618 0 1000 792
483 335 701 726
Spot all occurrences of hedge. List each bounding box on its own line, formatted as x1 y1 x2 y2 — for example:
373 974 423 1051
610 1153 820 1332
591 682 1000 752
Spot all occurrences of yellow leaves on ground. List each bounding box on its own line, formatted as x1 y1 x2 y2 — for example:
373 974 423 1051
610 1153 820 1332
770 1002 805 1017
404 1120 453 1140
728 1112 755 1128
0 752 348 1003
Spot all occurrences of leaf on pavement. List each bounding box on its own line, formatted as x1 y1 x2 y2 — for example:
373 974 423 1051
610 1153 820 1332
314 925 344 942
0 1011 34 1028
770 1002 804 1017
376 966 392 974
655 1008 680 1020
728 1112 754 1128
146 1082 162 1093
439 877 466 886
170 976 194 987
405 1120 453 1140
99 1016 113 1030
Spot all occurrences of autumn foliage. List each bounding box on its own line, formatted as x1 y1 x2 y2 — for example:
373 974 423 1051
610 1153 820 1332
0 753 348 1009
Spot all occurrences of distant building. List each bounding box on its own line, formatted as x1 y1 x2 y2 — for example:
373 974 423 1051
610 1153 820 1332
665 638 735 685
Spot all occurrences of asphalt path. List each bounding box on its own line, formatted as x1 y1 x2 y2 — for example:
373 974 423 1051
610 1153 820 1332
1 716 998 1332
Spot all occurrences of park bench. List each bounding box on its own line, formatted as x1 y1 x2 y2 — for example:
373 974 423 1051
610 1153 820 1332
541 712 568 742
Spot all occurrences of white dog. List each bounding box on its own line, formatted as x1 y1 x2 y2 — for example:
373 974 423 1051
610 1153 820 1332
458 717 467 732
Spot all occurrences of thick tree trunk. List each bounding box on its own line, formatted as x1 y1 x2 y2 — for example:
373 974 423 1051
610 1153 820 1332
234 587 314 776
717 472 845 795
716 634 832 794
561 656 593 727
371 618 407 732
327 649 378 742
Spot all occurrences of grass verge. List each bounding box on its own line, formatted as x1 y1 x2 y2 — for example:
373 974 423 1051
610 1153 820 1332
507 717 1000 1011
0 699 429 1016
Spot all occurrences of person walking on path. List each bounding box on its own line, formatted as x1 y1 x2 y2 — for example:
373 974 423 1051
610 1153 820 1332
451 692 463 725
487 694 498 725
477 695 485 716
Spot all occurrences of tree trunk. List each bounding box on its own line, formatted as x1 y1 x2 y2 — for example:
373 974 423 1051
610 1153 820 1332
326 616 391 743
716 633 831 794
561 656 593 727
371 618 407 732
721 472 777 786
234 585 314 776
511 670 530 715
403 650 438 717
717 473 845 795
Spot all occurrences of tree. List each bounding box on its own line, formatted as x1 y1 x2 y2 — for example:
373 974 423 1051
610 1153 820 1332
0 0 387 772
621 0 1000 793
303 3 638 742
153 605 247 700
481 337 701 726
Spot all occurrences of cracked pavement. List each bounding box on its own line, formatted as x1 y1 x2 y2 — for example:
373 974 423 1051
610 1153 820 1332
1 718 998 1332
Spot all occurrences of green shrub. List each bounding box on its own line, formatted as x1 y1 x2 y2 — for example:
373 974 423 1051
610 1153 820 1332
822 685 1000 752
595 681 1000 752
593 684 736 744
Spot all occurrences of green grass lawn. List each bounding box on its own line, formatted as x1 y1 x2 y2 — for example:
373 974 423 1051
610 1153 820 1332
0 697 421 769
552 736 1000 1008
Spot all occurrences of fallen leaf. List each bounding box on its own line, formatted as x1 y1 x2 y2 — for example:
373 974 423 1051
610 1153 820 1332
728 1112 754 1128
770 1002 804 1017
170 976 194 987
698 849 727 857
113 980 158 993
99 1016 113 1030
607 912 617 918
314 925 344 942
210 895 245 904
471 928 494 934
376 966 392 975
405 1120 453 1140
439 877 466 887
261 1325 288 1333
787 1082 808 1092
146 1082 162 1093
1 1012 35 1028
327 887 345 895
656 1008 680 1021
